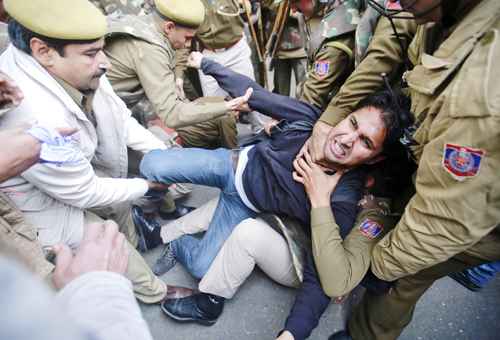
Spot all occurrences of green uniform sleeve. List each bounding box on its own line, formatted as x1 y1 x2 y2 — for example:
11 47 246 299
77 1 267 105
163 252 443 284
311 206 392 297
129 40 229 128
320 16 417 127
299 34 354 110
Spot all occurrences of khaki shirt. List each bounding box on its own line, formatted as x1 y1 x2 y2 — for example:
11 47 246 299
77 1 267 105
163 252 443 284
310 203 394 297
105 15 229 128
0 193 53 278
197 0 244 49
299 34 355 110
371 1 500 281
319 16 417 126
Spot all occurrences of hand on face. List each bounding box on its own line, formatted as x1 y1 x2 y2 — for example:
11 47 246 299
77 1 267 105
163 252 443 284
52 220 129 289
296 121 333 167
292 148 345 208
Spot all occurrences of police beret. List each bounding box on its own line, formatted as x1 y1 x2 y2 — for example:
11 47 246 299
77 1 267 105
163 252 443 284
154 0 205 28
4 0 107 40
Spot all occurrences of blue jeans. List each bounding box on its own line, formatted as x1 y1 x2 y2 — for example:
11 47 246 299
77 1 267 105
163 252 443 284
140 148 256 279
459 261 500 288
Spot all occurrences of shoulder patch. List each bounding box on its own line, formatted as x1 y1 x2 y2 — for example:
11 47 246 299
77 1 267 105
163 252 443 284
314 60 330 78
442 144 485 181
359 219 383 239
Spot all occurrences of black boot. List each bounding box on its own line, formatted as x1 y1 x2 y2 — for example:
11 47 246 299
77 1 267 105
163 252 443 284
161 292 225 326
132 205 163 253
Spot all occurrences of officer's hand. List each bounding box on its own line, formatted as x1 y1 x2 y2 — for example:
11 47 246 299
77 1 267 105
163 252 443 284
0 71 23 110
187 51 204 69
226 87 253 112
0 126 78 182
309 121 334 164
175 78 186 100
52 221 129 289
292 148 344 208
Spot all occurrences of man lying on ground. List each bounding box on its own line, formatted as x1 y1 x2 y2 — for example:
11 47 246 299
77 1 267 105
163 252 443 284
137 51 413 324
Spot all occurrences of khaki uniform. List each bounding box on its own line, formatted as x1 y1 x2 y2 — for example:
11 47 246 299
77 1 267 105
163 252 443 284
0 193 53 278
105 14 237 148
272 10 307 96
299 1 361 109
196 0 244 50
320 16 417 126
311 201 396 297
347 2 500 339
299 33 355 109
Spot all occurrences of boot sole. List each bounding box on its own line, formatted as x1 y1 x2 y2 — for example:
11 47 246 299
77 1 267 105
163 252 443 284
160 303 217 326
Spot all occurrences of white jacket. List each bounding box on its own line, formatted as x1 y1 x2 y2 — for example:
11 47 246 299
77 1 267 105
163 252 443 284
0 45 165 247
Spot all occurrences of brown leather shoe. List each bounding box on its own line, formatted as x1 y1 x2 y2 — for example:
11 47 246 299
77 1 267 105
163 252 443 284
165 285 198 300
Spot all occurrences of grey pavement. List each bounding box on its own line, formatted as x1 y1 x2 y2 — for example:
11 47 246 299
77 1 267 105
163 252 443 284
139 182 500 340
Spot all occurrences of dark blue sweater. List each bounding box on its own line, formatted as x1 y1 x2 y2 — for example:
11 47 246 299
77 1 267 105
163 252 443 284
201 59 365 231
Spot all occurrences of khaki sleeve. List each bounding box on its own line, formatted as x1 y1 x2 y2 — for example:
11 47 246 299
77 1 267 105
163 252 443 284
311 206 392 297
131 41 229 128
174 48 189 80
299 35 353 110
320 16 417 127
372 117 500 281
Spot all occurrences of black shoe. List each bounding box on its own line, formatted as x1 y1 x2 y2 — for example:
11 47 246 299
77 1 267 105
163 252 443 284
329 330 353 340
132 205 163 253
159 204 195 220
448 272 482 292
161 293 224 326
153 242 177 275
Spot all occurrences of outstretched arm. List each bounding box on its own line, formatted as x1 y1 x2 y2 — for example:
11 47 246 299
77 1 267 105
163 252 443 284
192 53 321 123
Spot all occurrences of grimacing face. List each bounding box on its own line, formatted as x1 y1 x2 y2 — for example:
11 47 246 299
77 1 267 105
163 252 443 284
323 107 387 169
49 38 110 92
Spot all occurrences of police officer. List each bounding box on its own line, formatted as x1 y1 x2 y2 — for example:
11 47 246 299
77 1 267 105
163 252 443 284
264 0 308 96
104 0 249 149
328 0 500 339
197 0 268 132
294 0 360 110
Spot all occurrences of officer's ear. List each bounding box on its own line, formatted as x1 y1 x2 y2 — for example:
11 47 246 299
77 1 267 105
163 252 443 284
162 21 176 35
30 37 58 67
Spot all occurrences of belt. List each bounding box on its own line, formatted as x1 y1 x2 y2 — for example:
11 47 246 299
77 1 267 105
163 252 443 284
231 149 240 173
205 37 242 53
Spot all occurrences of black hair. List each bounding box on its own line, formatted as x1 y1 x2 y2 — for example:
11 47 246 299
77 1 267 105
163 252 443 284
7 19 100 56
355 90 416 198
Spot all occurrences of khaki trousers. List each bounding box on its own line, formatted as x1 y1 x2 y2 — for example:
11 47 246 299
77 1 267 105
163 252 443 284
177 115 238 149
85 209 166 304
348 230 500 340
160 196 300 299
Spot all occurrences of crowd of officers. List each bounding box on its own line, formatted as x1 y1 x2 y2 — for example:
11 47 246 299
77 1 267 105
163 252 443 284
0 0 499 339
